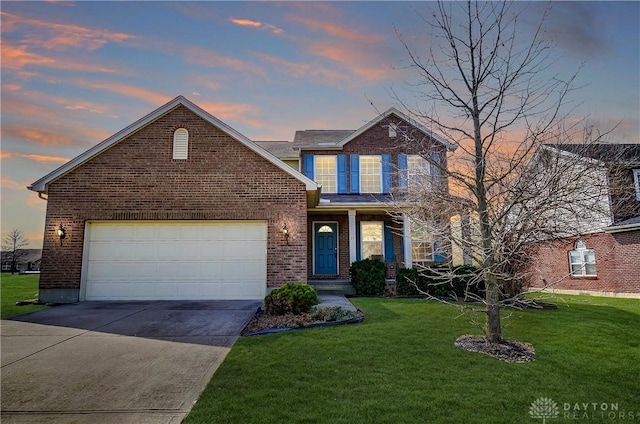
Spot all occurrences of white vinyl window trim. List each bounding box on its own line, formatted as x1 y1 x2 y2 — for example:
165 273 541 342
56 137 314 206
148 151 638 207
359 155 382 193
568 240 596 277
315 156 337 194
173 128 189 160
633 169 640 201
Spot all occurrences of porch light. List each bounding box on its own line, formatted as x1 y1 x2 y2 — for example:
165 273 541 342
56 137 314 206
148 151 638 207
57 224 66 246
282 223 290 245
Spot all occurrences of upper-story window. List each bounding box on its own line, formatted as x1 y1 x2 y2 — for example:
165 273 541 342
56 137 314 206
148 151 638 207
314 156 337 194
399 153 440 191
568 239 596 277
389 123 397 138
633 169 640 201
173 128 189 160
407 155 430 189
360 155 382 193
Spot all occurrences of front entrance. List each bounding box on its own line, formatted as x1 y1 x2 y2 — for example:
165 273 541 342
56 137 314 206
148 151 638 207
314 222 338 275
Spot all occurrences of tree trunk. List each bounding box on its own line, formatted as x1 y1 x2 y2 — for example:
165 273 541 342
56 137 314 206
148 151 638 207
485 274 502 343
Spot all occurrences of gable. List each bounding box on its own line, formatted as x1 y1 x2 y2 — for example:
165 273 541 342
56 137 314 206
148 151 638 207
337 108 456 151
29 96 319 195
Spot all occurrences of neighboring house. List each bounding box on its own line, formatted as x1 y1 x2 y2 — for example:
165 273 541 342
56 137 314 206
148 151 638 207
28 96 455 303
527 144 640 295
1 249 41 273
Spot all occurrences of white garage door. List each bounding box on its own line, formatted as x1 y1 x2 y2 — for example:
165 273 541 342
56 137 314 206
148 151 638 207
83 221 267 301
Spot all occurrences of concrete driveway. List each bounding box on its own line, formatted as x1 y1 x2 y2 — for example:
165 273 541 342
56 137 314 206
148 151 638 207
1 300 261 424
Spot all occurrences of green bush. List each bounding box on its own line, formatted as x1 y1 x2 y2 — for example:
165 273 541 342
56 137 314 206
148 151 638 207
350 258 386 296
396 265 484 299
265 282 319 315
311 306 357 322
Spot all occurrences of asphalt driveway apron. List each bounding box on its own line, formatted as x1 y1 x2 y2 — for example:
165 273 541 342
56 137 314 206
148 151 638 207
1 300 261 424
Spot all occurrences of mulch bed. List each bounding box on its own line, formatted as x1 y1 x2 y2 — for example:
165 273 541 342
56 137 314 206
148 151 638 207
242 309 363 336
455 335 536 363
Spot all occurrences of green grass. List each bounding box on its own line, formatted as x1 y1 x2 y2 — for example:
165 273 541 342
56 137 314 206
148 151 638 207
1 273 46 318
185 295 639 424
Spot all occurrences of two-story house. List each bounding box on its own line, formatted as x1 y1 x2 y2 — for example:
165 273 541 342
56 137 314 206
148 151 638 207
527 143 640 295
28 96 455 303
258 108 456 290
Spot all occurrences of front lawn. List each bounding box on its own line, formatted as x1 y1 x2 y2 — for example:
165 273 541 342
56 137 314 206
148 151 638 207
185 295 639 424
1 273 46 318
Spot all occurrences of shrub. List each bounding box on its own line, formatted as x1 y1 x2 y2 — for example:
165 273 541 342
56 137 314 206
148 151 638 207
396 265 484 300
396 267 420 296
350 258 386 296
311 306 357 322
265 282 319 315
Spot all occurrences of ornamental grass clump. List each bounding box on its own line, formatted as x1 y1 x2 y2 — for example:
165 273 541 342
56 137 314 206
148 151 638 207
264 282 319 315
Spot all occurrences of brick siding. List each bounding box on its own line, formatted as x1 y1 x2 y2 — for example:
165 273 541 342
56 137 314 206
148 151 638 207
528 230 640 293
40 105 308 295
302 116 448 191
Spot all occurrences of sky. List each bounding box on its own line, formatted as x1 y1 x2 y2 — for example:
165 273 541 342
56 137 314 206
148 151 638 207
1 1 639 249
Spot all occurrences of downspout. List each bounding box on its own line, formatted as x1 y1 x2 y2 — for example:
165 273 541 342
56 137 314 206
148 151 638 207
38 192 48 201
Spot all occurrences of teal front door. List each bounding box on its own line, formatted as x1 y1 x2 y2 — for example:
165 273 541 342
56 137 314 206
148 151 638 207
314 223 338 275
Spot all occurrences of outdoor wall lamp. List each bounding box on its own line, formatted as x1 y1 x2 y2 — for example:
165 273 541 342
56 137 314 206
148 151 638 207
282 223 290 245
57 224 66 246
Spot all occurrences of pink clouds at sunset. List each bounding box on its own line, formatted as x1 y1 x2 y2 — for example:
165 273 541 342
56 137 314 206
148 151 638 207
0 1 637 247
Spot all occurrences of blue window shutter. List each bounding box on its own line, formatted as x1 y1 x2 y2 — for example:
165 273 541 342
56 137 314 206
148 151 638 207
398 154 408 189
337 154 347 193
382 154 392 193
434 239 446 262
355 221 361 261
350 154 360 193
430 153 440 177
384 221 395 262
303 154 314 180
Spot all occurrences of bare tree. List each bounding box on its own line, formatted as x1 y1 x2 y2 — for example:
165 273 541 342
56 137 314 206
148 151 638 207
2 229 29 275
391 1 637 344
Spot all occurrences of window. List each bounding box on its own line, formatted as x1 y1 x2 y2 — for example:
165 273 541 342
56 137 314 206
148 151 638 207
407 155 430 189
173 128 188 159
411 222 433 262
361 222 383 259
389 123 397 138
315 156 337 193
318 225 334 233
634 169 640 201
359 155 382 193
568 239 596 276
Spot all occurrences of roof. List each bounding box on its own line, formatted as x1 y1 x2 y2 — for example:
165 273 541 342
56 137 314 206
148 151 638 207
292 108 456 151
1 249 41 263
254 141 299 160
604 216 640 233
28 96 320 194
293 130 355 148
549 143 640 166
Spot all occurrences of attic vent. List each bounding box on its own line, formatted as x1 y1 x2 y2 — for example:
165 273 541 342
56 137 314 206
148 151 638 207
389 123 397 138
173 128 189 160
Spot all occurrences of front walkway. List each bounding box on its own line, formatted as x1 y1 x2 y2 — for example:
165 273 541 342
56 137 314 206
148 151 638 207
316 294 359 313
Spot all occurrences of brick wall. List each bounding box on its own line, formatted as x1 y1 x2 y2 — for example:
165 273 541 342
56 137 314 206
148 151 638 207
302 116 448 191
307 213 404 279
528 230 640 293
40 105 308 298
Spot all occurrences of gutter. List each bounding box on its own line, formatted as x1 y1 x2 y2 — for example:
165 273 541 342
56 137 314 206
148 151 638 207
603 222 640 234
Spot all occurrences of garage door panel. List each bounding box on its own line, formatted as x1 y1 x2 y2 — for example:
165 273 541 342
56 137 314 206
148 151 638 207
84 221 267 300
